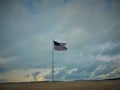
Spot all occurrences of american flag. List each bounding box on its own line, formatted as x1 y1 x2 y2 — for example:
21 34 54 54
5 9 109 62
53 41 67 51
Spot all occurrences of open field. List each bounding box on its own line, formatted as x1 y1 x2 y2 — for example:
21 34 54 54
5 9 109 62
0 80 120 90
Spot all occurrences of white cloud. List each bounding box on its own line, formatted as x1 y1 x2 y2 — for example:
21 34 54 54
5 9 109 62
90 65 107 79
96 54 120 62
63 27 91 48
0 57 17 64
93 42 120 54
98 67 120 79
90 41 120 62
54 67 65 75
67 68 77 75
0 68 51 82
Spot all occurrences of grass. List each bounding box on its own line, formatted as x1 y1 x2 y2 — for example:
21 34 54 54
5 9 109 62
0 80 120 90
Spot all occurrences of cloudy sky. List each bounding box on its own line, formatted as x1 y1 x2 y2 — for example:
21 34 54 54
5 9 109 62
0 0 120 82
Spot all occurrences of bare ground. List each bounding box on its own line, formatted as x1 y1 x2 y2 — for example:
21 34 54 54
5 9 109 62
0 80 120 90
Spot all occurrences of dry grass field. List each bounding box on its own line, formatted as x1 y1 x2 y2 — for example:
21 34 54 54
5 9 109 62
0 80 120 90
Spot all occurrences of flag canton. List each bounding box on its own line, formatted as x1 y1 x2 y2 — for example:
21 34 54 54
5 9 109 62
54 41 60 46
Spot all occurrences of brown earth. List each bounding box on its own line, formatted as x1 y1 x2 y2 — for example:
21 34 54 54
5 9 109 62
0 80 120 90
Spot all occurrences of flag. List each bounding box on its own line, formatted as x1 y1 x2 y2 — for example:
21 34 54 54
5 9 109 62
53 40 67 51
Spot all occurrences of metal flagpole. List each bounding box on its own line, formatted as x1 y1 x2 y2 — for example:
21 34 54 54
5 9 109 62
52 40 54 90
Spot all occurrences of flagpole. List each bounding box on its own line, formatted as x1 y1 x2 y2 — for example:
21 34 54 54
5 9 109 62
52 40 54 90
51 40 67 90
